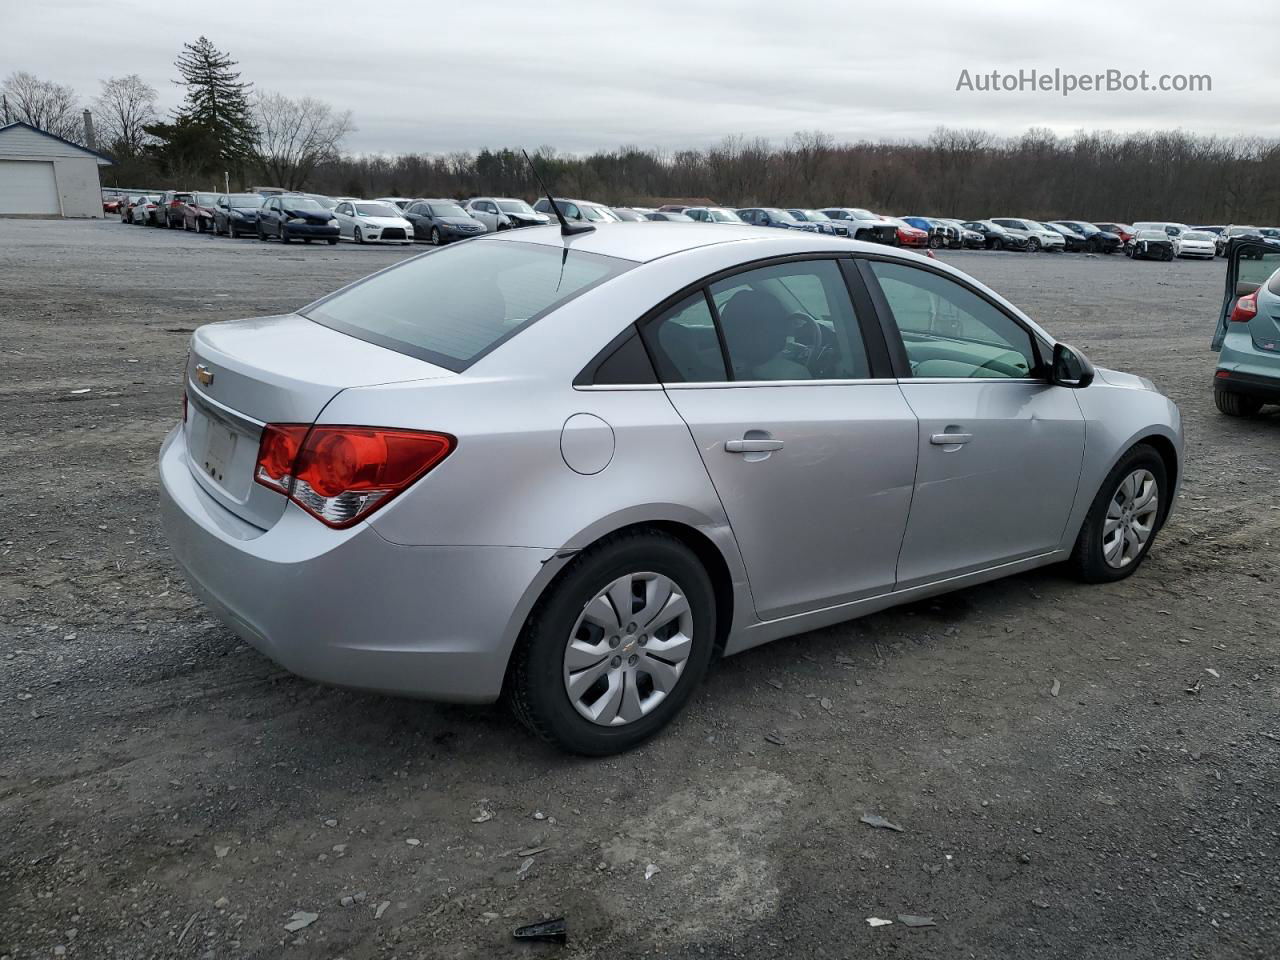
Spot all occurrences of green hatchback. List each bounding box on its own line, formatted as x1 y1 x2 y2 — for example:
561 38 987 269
1211 239 1280 416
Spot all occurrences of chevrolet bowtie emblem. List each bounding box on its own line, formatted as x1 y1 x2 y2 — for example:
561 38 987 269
195 364 215 386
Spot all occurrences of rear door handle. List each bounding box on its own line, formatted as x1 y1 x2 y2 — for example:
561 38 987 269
930 432 973 445
725 438 785 453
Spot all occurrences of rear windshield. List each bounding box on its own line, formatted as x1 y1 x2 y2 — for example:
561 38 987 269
304 240 633 370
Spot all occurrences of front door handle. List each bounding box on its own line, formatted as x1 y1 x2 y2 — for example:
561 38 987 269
725 438 785 453
930 432 973 445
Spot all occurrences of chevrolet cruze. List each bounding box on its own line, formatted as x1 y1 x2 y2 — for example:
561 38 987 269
161 222 1183 754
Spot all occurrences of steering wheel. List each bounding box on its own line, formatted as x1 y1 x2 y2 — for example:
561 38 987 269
785 312 827 372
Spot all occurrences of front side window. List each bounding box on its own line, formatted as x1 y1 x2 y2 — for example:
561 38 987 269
306 241 632 370
868 261 1039 380
709 260 870 381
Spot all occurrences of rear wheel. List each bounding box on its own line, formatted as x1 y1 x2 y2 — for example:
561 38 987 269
327 237 338 245
506 530 716 755
1214 388 1263 417
1068 444 1167 583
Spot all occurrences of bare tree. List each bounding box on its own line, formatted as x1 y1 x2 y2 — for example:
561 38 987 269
94 75 158 156
254 91 353 190
1 71 81 141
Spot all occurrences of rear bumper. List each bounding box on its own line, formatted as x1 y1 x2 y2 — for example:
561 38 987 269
1215 335 1280 402
158 426 555 702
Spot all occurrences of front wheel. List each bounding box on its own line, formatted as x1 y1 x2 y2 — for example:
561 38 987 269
929 235 944 249
1067 444 1167 583
257 223 266 241
430 227 442 246
355 227 364 244
280 225 291 244
1214 388 1263 417
1027 237 1040 252
506 530 716 755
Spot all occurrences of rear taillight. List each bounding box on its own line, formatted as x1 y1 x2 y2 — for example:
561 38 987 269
254 425 454 528
1231 291 1258 323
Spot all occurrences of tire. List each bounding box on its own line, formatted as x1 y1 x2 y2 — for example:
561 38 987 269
257 223 267 241
992 238 1004 251
1027 237 1040 252
1214 388 1263 417
354 227 364 245
327 237 338 245
280 225 291 244
506 529 717 755
929 235 944 249
1067 444 1168 583
430 227 442 246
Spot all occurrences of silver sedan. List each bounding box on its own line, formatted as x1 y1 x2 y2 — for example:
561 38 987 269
160 223 1182 754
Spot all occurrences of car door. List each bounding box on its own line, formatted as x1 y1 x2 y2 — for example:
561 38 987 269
860 258 1086 588
334 202 355 239
403 202 424 239
1211 240 1280 350
259 198 276 235
641 256 918 620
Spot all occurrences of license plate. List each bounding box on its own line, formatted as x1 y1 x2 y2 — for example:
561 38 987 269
202 421 237 485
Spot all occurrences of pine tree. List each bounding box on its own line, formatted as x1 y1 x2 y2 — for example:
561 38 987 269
172 37 257 168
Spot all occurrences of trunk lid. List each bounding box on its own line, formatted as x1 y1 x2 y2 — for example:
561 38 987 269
183 314 452 530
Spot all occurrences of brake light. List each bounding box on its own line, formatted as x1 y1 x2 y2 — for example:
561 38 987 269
254 425 454 528
1231 290 1258 323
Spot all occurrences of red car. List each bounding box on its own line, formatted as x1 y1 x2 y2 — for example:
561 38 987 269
180 192 220 233
1094 222 1135 245
159 190 195 228
883 216 930 248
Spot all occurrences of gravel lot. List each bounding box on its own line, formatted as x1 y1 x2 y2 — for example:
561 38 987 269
2 218 1277 960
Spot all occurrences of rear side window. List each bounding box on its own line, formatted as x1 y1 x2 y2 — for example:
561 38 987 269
643 293 728 382
305 241 632 371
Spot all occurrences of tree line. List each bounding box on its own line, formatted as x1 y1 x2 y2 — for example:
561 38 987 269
316 130 1280 225
1 37 353 191
4 47 1279 224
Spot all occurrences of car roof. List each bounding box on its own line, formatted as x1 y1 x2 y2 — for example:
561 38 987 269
476 221 905 263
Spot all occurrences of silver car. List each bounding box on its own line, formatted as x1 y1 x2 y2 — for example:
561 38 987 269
160 224 1182 755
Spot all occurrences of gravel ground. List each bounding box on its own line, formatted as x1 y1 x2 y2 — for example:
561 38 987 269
1 218 1277 960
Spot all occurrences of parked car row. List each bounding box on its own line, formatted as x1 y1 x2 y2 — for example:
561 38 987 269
111 187 1280 264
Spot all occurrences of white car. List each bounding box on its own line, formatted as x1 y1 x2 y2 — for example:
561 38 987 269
333 200 414 245
991 218 1066 252
1175 230 1217 259
1132 221 1194 256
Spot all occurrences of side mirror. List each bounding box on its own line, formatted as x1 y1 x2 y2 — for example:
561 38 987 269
1051 343 1095 388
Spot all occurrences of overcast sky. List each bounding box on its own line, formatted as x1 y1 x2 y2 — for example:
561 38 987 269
4 0 1277 154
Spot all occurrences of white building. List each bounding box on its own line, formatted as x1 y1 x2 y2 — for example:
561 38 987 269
0 121 112 218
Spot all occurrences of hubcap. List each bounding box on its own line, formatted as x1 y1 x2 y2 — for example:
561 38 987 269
562 572 694 727
1103 469 1159 569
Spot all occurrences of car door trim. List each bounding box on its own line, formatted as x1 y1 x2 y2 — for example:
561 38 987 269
664 378 899 389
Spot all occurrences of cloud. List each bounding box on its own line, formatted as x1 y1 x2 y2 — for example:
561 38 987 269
4 0 1276 154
